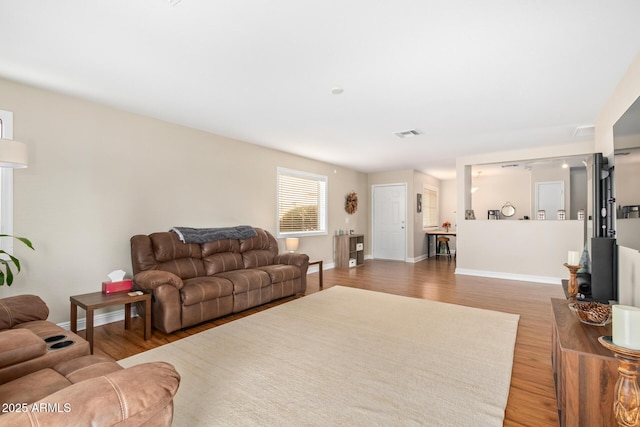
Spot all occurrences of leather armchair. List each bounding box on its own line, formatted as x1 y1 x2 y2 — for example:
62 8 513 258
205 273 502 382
0 355 180 426
0 295 90 384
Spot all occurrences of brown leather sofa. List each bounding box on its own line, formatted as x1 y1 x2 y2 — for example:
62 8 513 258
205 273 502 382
0 295 181 426
0 294 90 384
131 227 309 334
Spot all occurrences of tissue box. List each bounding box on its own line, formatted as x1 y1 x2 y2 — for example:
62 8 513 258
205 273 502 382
348 258 357 268
102 279 133 294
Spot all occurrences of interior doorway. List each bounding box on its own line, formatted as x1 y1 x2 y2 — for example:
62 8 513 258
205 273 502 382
372 184 406 261
535 181 565 219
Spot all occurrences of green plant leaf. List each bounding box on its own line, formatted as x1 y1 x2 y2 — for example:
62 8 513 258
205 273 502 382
4 264 12 286
0 234 34 286
8 254 20 272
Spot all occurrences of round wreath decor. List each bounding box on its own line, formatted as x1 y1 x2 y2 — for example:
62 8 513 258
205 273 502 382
345 192 358 214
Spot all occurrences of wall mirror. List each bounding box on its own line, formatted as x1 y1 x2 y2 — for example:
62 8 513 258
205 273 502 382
501 202 516 217
470 154 589 220
613 96 640 250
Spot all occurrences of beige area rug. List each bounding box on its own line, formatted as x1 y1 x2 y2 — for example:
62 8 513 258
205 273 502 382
119 286 520 426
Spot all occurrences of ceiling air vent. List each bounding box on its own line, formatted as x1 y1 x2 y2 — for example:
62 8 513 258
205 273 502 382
501 164 519 168
394 129 422 138
573 125 595 138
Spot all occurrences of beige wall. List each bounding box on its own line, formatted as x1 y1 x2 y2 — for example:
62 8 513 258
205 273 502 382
595 52 640 306
456 142 593 282
1 77 368 323
367 169 441 261
471 170 531 220
439 178 457 252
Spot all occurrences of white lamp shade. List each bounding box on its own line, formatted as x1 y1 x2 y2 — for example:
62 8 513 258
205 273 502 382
285 238 299 252
0 139 28 168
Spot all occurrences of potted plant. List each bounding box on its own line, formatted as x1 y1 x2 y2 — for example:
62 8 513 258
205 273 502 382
0 234 34 286
441 221 452 232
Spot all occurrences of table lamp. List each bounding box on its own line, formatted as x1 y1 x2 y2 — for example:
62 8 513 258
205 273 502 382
285 238 299 253
0 139 28 168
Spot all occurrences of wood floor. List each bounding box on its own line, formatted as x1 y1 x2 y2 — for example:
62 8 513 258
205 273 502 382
91 257 564 426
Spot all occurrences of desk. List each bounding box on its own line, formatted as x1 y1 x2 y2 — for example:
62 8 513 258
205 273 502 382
425 230 456 258
70 291 151 354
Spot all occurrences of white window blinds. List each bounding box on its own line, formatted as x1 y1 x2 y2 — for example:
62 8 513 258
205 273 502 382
277 167 327 237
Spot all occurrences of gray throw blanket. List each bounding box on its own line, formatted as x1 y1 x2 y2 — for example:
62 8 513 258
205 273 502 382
170 225 258 244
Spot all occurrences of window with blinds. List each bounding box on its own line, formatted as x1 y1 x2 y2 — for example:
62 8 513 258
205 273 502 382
277 167 327 237
422 186 439 228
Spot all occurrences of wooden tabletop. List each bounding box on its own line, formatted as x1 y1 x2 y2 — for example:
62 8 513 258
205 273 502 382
551 298 613 358
425 230 456 236
70 290 149 309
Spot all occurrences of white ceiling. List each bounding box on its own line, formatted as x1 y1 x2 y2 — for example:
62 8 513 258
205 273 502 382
1 1 640 180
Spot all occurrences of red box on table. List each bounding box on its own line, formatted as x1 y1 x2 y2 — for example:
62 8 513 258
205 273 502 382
102 279 133 294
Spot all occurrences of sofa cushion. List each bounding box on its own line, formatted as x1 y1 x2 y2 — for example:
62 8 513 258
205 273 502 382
150 232 205 279
201 238 240 257
0 322 91 385
0 329 46 369
0 368 70 405
202 239 244 275
240 228 277 268
181 276 234 306
150 232 202 262
12 319 65 338
54 355 122 383
258 264 301 283
216 269 271 293
0 361 180 427
0 295 49 330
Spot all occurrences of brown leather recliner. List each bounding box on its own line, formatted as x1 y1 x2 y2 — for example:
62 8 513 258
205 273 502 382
131 227 309 334
0 294 90 384
0 295 181 426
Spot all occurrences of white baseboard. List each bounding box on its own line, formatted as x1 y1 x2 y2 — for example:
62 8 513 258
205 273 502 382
455 268 562 285
57 307 137 331
408 254 428 263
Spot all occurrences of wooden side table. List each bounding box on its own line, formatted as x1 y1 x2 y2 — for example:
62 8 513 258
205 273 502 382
70 291 151 354
308 260 323 289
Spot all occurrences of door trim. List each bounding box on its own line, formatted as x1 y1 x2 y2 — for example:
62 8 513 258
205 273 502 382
535 180 565 217
371 183 407 261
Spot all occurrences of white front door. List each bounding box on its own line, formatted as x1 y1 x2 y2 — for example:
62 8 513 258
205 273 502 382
372 184 406 261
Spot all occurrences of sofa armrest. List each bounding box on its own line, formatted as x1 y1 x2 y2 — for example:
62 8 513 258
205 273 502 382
0 329 46 369
0 295 49 330
133 270 184 291
0 361 181 427
275 252 309 268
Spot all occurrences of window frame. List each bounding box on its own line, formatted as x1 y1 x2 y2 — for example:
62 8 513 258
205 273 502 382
0 110 16 254
276 167 328 238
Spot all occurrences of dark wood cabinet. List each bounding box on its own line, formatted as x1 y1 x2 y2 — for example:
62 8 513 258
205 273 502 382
551 298 618 426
